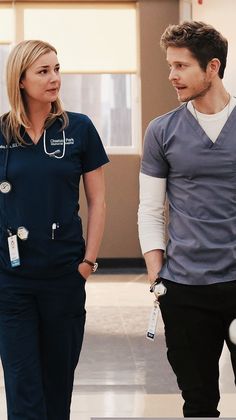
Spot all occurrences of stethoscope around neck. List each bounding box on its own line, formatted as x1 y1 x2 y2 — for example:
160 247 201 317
0 124 66 194
0 123 67 246
43 128 66 159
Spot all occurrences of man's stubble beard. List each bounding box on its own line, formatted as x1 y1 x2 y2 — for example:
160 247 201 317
179 80 212 103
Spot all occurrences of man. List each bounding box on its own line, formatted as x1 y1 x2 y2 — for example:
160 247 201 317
138 21 236 418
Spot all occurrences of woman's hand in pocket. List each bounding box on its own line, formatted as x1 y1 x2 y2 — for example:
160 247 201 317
78 262 92 281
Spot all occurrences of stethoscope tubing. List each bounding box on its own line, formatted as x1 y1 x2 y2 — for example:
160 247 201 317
43 129 66 159
1 127 66 232
1 145 10 232
3 144 9 181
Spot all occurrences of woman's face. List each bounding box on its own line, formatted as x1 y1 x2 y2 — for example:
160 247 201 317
20 50 61 107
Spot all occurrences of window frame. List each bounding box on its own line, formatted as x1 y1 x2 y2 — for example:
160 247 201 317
0 1 141 155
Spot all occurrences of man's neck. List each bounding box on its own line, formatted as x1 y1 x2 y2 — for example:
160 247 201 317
192 83 230 115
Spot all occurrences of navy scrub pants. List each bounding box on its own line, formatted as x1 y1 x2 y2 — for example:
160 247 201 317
0 270 86 420
159 278 236 418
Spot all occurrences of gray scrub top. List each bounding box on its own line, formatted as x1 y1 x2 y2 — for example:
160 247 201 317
141 103 236 285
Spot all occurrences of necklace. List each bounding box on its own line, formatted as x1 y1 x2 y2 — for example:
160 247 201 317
192 94 231 123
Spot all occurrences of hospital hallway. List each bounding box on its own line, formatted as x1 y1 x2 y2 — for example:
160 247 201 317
0 270 235 419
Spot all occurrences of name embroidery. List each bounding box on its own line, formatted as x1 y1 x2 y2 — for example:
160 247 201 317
50 138 74 146
0 143 19 149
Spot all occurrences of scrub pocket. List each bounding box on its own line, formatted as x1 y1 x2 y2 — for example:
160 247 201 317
76 268 87 283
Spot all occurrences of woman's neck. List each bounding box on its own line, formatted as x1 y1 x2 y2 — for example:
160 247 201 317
26 104 51 144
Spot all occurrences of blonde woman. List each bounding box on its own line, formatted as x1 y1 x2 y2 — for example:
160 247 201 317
0 40 108 419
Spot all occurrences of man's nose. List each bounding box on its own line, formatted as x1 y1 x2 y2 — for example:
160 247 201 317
168 68 178 81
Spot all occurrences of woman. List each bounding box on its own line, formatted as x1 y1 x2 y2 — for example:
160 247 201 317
0 40 109 420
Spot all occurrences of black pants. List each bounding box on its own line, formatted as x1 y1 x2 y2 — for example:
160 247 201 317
0 270 86 420
159 279 236 418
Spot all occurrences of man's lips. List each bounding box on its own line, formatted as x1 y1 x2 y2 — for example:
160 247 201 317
173 86 187 90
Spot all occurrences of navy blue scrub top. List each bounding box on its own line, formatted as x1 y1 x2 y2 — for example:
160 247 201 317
0 112 109 279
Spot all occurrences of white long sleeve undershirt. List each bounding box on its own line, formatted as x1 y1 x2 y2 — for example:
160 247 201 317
138 97 236 255
138 173 166 254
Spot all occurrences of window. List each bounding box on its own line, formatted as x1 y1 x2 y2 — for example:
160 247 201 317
0 2 140 153
23 4 137 73
0 6 13 114
0 7 13 43
60 73 139 152
0 44 10 115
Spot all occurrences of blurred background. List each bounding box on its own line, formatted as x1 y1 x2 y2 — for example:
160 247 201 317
1 0 236 268
0 2 236 419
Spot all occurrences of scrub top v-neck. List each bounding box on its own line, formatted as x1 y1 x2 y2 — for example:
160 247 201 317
0 112 109 279
141 103 236 285
185 104 236 149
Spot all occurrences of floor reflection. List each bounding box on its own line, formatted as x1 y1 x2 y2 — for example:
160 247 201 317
0 272 235 419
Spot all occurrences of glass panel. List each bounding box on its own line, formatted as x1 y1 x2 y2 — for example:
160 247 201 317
0 59 136 150
23 5 137 72
0 8 14 42
60 74 133 148
0 44 10 115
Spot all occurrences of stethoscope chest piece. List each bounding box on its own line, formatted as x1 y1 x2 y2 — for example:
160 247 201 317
0 181 12 194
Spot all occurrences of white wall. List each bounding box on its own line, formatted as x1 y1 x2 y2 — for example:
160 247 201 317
192 0 236 96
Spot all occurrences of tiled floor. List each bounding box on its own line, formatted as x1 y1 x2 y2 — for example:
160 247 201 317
0 272 235 419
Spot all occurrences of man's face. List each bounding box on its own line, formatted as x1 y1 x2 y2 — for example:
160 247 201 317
166 46 212 102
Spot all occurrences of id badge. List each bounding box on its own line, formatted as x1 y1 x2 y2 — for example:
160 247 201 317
8 234 20 267
146 300 160 341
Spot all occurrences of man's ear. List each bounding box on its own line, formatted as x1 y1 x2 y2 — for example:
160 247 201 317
207 58 221 77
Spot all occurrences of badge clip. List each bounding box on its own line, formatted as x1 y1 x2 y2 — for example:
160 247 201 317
147 299 160 341
7 231 20 267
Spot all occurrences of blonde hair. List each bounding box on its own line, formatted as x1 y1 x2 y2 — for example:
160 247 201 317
1 39 68 145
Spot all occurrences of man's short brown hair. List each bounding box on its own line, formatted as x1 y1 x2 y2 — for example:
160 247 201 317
160 21 228 79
